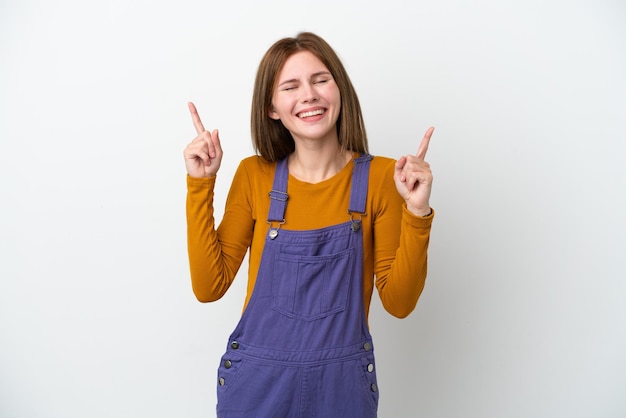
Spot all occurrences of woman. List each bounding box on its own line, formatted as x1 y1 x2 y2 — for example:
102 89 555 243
184 32 434 417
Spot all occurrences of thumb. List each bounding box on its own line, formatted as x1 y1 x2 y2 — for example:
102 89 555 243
394 156 408 181
210 129 222 158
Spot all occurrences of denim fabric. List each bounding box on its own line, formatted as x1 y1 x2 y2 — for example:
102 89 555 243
216 155 379 418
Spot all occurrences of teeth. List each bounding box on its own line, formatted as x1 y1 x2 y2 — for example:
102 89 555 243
299 109 324 118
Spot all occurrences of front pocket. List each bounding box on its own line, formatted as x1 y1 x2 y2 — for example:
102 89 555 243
272 247 355 321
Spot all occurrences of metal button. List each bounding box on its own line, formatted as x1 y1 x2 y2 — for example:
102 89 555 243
371 383 378 392
367 363 374 373
219 377 225 386
351 221 361 232
363 342 371 351
224 360 232 369
230 341 239 349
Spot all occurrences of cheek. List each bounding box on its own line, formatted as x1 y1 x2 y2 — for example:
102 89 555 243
269 99 286 119
332 93 342 115
329 87 342 108
271 95 294 113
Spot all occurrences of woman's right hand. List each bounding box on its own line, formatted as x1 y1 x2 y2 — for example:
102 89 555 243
183 102 223 178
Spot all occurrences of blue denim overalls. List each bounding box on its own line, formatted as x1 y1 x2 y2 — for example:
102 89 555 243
216 154 379 417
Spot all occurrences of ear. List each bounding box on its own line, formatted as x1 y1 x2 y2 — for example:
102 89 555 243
268 105 280 120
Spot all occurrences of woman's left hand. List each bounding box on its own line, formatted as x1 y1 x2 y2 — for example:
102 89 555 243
394 127 435 216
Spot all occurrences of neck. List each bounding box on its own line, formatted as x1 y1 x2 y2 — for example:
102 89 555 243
288 143 353 184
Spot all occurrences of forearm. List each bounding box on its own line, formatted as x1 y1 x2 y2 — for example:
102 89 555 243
186 175 235 302
376 207 433 318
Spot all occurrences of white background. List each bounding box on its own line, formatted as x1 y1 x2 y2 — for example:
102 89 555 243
1 0 625 417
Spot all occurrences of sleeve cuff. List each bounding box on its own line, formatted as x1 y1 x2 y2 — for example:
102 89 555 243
402 205 434 227
187 174 216 188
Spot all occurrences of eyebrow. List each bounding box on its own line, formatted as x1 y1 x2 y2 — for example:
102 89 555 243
277 71 332 87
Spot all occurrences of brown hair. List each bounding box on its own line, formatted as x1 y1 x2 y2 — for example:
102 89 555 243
251 32 368 162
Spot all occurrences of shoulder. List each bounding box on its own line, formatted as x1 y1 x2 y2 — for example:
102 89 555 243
239 154 275 169
237 155 276 178
351 154 396 186
228 156 276 207
365 155 397 187
369 155 396 175
366 155 403 209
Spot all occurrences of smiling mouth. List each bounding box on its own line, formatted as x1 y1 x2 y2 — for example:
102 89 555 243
298 109 325 118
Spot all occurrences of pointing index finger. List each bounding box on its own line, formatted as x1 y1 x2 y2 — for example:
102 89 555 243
188 102 206 134
416 126 435 160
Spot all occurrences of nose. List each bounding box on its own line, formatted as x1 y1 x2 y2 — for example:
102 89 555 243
301 82 318 103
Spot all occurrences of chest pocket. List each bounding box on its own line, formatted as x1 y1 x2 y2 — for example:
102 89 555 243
271 247 355 321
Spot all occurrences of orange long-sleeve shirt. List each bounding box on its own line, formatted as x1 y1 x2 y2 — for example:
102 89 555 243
186 154 433 319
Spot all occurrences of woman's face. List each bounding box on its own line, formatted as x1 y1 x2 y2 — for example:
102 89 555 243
269 50 341 146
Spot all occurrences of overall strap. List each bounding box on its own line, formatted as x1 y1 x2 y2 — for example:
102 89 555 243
267 157 289 223
348 154 373 215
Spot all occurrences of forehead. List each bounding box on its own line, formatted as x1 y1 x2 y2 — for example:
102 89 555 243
277 50 330 80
